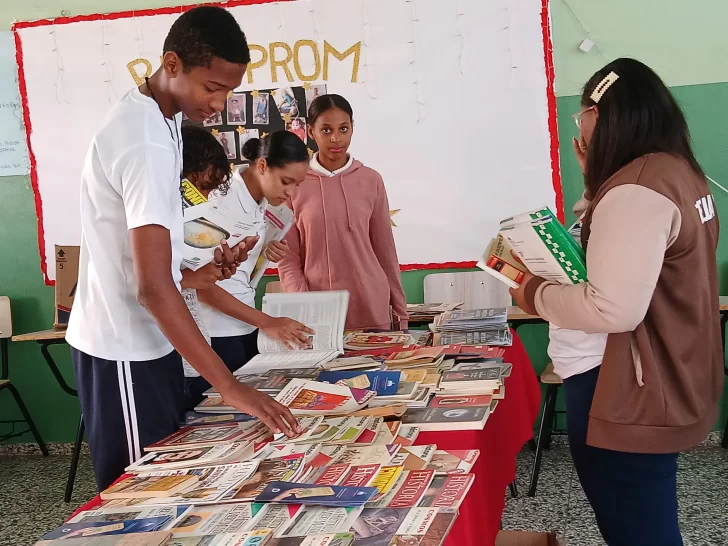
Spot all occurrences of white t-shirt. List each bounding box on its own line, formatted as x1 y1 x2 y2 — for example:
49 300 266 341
547 325 607 379
198 166 268 338
66 88 184 362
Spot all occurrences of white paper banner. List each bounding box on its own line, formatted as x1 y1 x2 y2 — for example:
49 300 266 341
14 0 559 283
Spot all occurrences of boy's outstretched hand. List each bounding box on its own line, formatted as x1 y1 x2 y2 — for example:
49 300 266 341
261 317 315 349
221 381 301 437
181 262 223 290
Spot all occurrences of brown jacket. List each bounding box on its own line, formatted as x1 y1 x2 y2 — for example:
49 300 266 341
525 153 723 453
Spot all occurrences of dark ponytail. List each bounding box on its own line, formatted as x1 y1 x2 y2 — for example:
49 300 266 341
242 130 309 169
308 94 354 125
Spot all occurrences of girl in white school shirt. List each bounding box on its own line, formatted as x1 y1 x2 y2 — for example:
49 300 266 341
186 131 313 407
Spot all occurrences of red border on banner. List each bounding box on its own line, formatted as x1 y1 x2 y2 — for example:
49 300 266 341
13 0 562 285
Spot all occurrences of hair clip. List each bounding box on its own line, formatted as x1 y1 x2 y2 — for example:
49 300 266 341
590 71 619 103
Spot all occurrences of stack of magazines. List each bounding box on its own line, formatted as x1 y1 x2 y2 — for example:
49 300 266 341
431 308 512 347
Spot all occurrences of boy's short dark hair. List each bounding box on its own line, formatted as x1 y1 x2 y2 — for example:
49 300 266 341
164 6 250 70
182 125 232 195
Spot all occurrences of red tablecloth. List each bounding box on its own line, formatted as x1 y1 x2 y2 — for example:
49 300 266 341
70 330 541 546
415 330 541 546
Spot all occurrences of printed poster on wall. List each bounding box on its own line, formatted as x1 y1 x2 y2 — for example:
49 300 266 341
14 0 560 283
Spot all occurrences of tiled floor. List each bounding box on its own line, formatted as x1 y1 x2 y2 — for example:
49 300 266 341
1 439 727 545
502 436 728 545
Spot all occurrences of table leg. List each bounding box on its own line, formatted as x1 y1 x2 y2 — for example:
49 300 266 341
65 415 85 503
722 313 728 449
39 340 77 396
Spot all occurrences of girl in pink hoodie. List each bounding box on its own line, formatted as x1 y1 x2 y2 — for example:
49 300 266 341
278 94 408 330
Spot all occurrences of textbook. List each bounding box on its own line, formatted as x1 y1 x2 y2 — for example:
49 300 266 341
34 532 172 546
255 482 379 507
126 443 255 473
41 517 173 539
498 206 587 285
401 406 491 432
477 234 527 289
250 204 295 288
100 476 199 500
244 291 350 374
426 450 480 475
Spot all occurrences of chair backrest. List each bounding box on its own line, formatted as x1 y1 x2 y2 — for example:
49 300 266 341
265 281 283 294
423 271 510 309
0 296 11 339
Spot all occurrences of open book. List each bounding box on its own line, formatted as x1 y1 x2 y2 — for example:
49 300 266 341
242 291 350 374
249 204 295 288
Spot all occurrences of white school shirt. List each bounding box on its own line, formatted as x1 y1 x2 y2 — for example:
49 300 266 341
66 88 184 362
198 166 268 338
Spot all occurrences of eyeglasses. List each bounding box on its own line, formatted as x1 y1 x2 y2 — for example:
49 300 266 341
572 106 595 128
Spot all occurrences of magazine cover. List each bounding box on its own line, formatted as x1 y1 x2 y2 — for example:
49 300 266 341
417 474 474 509
426 450 480 475
256 482 378 507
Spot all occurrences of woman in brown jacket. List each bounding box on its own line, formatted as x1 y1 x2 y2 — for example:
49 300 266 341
511 58 723 546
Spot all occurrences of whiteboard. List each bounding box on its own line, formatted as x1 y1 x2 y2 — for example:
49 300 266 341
14 0 561 283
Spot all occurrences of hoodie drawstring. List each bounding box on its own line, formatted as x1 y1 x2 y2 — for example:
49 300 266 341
317 174 334 290
340 173 353 231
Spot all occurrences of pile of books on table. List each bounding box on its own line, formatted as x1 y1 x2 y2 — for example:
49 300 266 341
405 303 463 323
36 294 514 546
38 409 481 546
431 308 513 347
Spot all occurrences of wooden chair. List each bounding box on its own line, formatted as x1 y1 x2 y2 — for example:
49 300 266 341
0 296 48 455
423 271 511 309
528 362 564 496
265 281 283 294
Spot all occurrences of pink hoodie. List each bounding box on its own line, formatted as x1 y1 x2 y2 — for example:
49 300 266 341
278 159 408 330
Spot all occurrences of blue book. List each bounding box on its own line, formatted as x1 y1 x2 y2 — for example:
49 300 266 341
41 516 172 539
255 481 378 507
317 370 400 396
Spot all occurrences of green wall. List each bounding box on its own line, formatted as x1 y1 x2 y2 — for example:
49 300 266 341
1 0 727 442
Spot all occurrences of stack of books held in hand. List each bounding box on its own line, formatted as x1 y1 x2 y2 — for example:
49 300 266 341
431 308 512 347
478 206 586 289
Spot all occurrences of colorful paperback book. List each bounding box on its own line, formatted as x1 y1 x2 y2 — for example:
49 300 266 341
477 234 527 289
310 464 351 487
280 506 363 537
336 445 400 467
418 474 474 509
101 476 198 500
389 445 437 471
344 333 414 351
367 470 435 509
256 482 378 507
219 457 306 503
144 424 265 452
349 507 453 546
297 418 360 445
250 203 296 288
391 426 420 447
268 443 323 466
34 532 172 546
305 445 347 472
401 406 491 432
165 532 272 546
184 412 256 426
127 443 254 473
368 466 404 497
169 504 261 537
317 371 400 397
267 534 354 546
328 416 374 444
275 380 376 416
246 504 302 536
340 464 381 488
426 450 480 475
370 421 400 446
41 517 172 539
68 506 189 525
273 417 326 444
353 418 384 445
138 462 261 506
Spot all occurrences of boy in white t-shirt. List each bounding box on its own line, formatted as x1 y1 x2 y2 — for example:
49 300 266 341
66 6 300 491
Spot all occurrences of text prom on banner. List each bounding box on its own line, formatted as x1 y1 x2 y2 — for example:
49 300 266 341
14 0 560 283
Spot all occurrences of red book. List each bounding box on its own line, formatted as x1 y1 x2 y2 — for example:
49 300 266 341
387 469 435 508
312 463 350 486
418 474 475 509
341 464 381 488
